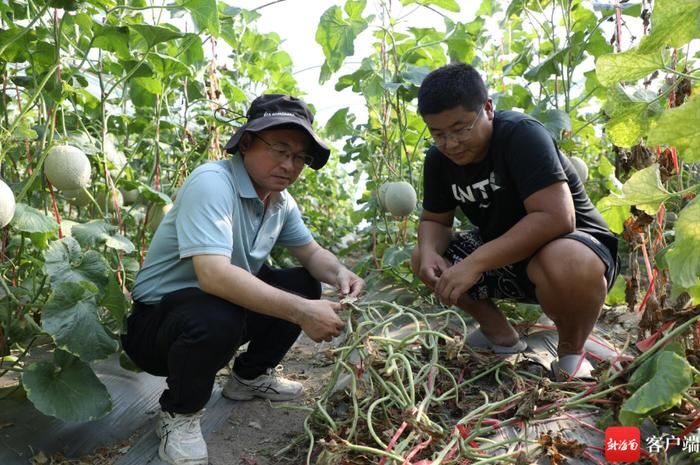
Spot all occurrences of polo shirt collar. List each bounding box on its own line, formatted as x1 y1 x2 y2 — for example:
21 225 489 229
230 153 284 208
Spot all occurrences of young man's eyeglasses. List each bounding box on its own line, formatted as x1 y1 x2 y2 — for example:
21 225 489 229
252 133 314 167
432 104 485 148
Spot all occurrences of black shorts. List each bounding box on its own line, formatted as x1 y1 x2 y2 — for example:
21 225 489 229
443 229 620 304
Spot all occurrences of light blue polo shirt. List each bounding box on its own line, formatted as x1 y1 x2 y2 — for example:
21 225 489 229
131 154 314 305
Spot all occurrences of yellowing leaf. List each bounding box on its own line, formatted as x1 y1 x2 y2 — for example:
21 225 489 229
605 107 649 148
598 164 672 215
667 198 700 287
648 93 700 163
602 85 660 148
595 49 664 87
640 0 700 52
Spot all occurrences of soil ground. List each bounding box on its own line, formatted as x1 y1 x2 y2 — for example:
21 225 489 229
207 335 335 465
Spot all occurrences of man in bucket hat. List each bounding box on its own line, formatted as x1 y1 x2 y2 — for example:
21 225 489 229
123 94 364 465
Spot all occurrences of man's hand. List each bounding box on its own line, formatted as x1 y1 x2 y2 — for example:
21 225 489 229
336 268 364 299
298 299 345 342
414 250 451 290
435 257 483 306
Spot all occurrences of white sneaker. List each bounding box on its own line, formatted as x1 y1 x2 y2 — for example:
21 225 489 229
156 409 208 465
222 366 303 401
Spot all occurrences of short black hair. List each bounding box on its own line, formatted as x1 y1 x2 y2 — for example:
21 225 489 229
418 63 488 115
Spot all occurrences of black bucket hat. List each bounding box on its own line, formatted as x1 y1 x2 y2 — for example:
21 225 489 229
223 94 331 170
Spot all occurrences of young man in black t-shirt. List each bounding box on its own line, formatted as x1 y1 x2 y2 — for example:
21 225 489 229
411 63 619 379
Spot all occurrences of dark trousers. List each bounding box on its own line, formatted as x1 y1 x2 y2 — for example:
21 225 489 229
121 265 321 414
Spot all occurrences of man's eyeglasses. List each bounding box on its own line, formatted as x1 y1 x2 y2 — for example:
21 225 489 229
431 104 485 147
252 134 314 167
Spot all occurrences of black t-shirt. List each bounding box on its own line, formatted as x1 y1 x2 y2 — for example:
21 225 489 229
423 110 618 256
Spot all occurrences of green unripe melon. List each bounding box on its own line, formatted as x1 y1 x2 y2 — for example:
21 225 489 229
64 187 92 207
378 182 392 210
384 181 417 216
44 145 91 190
121 189 139 205
0 179 16 228
104 135 127 177
97 188 124 213
148 203 172 232
568 156 588 181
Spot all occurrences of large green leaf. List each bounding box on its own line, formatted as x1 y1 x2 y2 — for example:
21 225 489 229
648 93 700 163
666 199 700 288
11 203 59 234
180 33 205 66
72 220 135 253
325 108 356 140
133 77 163 94
628 342 685 388
595 49 664 87
101 274 129 332
178 0 220 37
620 347 694 425
598 164 672 215
383 246 412 267
399 0 459 12
147 52 191 78
639 0 700 53
524 49 566 81
129 24 183 49
400 65 431 87
532 109 571 140
43 281 119 362
22 350 111 422
43 237 110 291
444 19 479 64
0 27 36 63
92 24 130 60
316 1 370 84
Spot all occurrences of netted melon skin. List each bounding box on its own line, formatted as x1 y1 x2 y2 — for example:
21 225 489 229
45 145 91 190
384 181 417 217
0 179 16 228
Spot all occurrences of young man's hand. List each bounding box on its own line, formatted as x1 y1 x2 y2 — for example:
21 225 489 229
413 249 451 290
298 299 345 342
335 268 364 299
435 257 483 306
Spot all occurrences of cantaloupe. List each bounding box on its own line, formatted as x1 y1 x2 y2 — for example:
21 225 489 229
0 178 16 228
104 135 127 177
64 187 92 208
378 182 391 210
97 188 123 213
147 203 172 232
44 145 91 190
383 181 417 216
568 156 588 181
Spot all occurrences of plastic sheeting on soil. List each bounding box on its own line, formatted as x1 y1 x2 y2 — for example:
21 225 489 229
0 355 165 464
